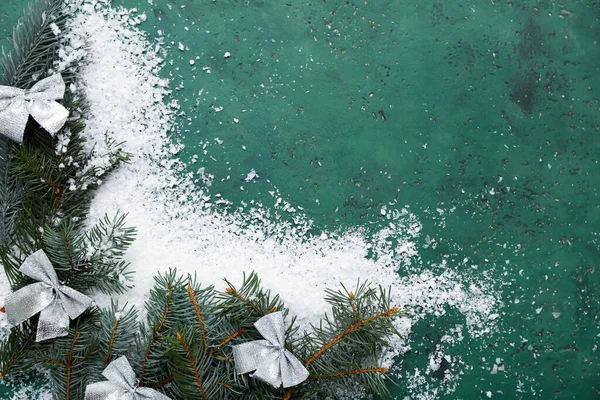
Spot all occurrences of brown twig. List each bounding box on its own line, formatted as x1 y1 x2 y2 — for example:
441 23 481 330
305 308 398 368
61 232 76 273
349 292 358 322
176 333 208 400
225 287 264 316
211 328 247 353
43 357 65 366
187 284 207 350
151 375 174 390
105 320 120 366
65 330 80 400
284 307 398 400
140 283 172 386
0 333 35 379
72 349 93 367
22 159 63 209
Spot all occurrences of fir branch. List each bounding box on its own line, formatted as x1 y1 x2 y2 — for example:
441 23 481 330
304 307 399 368
0 321 37 379
218 272 287 328
0 138 21 246
41 216 134 295
140 284 171 388
41 313 99 400
138 270 186 388
0 0 68 88
175 332 209 400
167 326 233 400
187 284 208 351
97 302 138 368
211 328 247 353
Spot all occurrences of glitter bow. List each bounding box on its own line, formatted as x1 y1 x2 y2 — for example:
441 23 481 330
0 74 69 143
4 249 93 342
85 356 171 400
232 311 309 388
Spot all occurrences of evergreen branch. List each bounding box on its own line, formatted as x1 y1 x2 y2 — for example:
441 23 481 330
217 272 287 327
225 286 265 316
175 333 209 400
98 302 138 369
0 0 67 88
151 375 175 390
212 328 247 353
105 320 119 366
61 231 76 272
0 326 36 379
140 281 172 387
43 357 65 367
217 382 234 389
304 307 399 368
349 291 358 322
42 314 99 400
187 284 208 351
65 329 80 400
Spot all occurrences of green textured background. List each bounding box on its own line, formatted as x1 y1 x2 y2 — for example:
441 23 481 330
2 0 600 399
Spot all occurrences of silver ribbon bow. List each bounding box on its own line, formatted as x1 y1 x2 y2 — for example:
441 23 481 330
0 74 69 143
85 356 171 400
232 311 309 388
4 249 93 342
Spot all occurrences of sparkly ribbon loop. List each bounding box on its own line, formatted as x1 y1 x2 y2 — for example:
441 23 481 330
0 74 69 143
4 249 93 342
85 356 171 400
232 311 309 388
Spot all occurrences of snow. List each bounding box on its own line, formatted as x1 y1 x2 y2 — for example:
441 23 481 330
64 0 500 358
0 0 503 398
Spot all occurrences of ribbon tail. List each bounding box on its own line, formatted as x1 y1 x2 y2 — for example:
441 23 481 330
0 100 29 143
281 349 310 388
84 381 121 400
28 99 69 135
4 283 54 326
58 285 94 319
135 387 173 400
36 302 70 342
232 340 274 375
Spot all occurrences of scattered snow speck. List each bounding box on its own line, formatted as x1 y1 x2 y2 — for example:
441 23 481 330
49 22 60 36
244 169 259 182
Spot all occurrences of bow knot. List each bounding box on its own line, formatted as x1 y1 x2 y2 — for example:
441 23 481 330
85 356 171 400
0 74 69 143
232 312 309 388
4 249 93 342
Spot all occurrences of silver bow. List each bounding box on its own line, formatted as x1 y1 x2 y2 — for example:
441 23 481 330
232 311 309 388
0 74 69 143
85 356 171 400
4 249 93 342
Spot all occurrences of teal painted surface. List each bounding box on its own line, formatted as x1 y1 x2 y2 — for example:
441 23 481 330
1 0 600 398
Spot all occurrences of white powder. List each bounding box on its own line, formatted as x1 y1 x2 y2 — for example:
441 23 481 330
67 0 501 362
0 1 502 398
